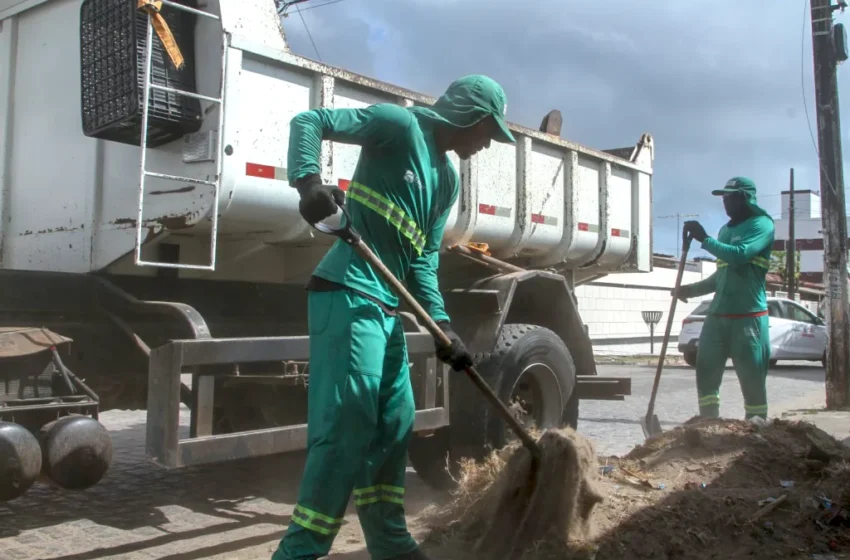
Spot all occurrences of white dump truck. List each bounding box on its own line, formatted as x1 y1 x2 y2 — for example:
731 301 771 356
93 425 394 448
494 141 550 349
0 0 653 500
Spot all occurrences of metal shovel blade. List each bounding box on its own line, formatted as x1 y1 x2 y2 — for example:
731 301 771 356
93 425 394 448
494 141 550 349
641 413 663 439
639 234 692 442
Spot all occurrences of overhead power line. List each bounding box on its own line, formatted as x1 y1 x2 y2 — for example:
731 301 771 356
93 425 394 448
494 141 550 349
295 4 323 61
275 0 349 62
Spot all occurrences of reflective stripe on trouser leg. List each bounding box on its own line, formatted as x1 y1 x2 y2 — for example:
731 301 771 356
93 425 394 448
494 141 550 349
695 315 728 418
730 314 770 419
290 505 343 536
354 317 417 560
273 291 393 560
353 485 406 507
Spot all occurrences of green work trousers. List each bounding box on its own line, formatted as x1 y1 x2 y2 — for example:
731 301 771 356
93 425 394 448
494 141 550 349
272 290 418 560
695 314 770 419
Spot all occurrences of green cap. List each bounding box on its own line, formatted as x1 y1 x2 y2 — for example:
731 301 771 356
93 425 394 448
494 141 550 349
429 75 516 144
711 176 757 197
711 176 770 218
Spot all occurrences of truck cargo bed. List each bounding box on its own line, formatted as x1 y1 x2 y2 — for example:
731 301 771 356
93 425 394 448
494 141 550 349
0 0 653 281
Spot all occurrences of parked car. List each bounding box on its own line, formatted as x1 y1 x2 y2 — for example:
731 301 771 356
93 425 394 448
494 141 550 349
677 297 827 368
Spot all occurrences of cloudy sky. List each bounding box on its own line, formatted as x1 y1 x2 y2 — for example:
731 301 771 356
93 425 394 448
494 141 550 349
279 0 850 257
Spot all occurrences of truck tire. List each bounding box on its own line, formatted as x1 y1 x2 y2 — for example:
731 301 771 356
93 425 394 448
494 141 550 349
408 324 578 490
683 351 697 368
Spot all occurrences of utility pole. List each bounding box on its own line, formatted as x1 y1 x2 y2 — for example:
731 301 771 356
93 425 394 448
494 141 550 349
786 168 796 299
810 0 850 408
657 213 699 255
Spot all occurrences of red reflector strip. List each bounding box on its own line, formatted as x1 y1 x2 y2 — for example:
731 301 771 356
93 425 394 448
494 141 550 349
682 318 704 325
478 203 511 218
531 213 559 226
576 222 600 233
246 162 288 181
246 163 275 179
338 179 350 191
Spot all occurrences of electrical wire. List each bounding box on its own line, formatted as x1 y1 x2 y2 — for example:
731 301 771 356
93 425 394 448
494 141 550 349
295 3 323 61
298 0 349 13
276 0 345 61
276 0 309 16
801 0 840 198
278 0 348 16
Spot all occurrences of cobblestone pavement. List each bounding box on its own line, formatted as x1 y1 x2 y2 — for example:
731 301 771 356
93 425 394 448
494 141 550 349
0 407 435 560
0 362 825 559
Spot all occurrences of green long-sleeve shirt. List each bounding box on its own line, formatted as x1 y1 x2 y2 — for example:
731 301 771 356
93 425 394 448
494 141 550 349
681 214 775 315
287 103 458 323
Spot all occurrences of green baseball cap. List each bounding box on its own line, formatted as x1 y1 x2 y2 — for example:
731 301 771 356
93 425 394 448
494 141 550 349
430 75 516 144
711 176 770 218
711 176 757 197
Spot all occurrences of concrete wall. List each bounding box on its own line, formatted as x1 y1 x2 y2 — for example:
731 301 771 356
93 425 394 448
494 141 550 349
576 259 716 344
577 255 821 353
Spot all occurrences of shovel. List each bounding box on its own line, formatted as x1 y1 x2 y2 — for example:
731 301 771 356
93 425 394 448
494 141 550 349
314 204 604 559
311 205 542 461
641 233 693 440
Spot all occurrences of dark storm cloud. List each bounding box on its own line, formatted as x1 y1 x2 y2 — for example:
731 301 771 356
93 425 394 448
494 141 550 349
282 0 849 255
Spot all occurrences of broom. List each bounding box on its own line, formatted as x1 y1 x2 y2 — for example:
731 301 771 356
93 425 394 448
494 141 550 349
313 204 602 559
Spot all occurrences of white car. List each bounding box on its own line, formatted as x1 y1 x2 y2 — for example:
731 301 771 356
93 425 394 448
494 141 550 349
677 297 827 368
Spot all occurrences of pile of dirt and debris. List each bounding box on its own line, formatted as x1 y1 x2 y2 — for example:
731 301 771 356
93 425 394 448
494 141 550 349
421 427 604 559
420 418 850 560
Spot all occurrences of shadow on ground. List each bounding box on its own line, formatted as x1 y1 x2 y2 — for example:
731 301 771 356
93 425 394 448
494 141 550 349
0 415 444 560
0 419 299 558
767 364 825 382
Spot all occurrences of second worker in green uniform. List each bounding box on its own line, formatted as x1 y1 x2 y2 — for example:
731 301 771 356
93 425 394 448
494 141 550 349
673 177 776 420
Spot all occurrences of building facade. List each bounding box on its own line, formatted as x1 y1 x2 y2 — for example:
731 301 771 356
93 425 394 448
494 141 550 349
771 189 833 284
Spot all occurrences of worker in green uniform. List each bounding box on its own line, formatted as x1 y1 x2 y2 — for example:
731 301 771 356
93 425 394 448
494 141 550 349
272 75 516 560
672 177 776 420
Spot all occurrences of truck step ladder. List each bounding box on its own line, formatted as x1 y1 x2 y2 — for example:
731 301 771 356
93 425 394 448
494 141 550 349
135 0 228 272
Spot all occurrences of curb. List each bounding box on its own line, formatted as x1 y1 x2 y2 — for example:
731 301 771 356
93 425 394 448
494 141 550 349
772 390 827 417
594 354 687 367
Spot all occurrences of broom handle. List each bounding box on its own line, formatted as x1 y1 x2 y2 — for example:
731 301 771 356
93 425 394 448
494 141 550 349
646 234 692 418
313 206 542 457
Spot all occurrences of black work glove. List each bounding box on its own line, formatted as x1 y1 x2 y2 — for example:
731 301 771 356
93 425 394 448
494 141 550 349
683 220 707 243
294 174 345 224
671 287 689 303
434 322 474 372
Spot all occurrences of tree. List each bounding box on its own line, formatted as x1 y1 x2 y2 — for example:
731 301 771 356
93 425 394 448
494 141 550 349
769 250 801 284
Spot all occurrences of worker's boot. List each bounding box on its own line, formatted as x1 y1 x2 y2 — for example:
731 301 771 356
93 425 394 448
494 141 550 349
384 547 431 560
